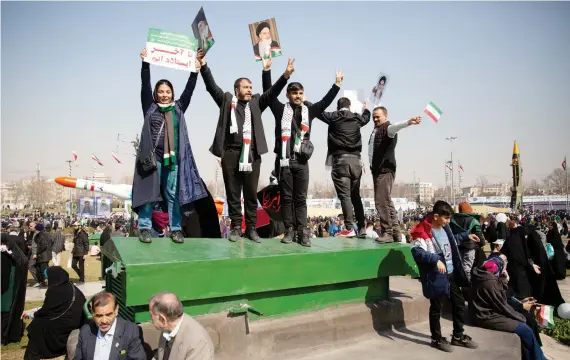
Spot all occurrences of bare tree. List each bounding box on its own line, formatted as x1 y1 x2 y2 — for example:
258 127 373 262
542 168 566 195
476 175 489 190
24 180 50 209
11 183 26 205
524 179 541 196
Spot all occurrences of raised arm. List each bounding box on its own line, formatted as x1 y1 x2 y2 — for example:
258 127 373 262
308 71 343 118
356 107 372 127
176 60 201 113
261 57 283 114
197 50 225 107
313 110 336 125
140 48 154 115
258 58 295 111
387 116 422 138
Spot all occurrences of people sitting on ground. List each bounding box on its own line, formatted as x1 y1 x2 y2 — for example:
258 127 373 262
410 200 480 353
22 266 87 360
149 292 214 360
470 256 546 360
74 291 147 360
90 241 101 256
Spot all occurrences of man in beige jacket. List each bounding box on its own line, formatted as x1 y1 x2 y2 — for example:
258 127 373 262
150 292 214 360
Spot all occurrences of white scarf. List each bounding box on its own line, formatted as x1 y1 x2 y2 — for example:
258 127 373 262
280 103 309 167
231 96 253 172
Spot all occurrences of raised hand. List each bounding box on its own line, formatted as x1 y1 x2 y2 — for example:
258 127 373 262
195 59 202 72
283 58 295 79
407 116 422 126
262 56 272 71
197 48 205 61
140 48 147 60
363 102 370 110
335 70 344 86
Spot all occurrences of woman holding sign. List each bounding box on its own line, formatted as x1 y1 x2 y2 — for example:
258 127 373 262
132 48 210 244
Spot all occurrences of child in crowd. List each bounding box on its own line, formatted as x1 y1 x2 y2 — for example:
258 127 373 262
410 200 480 352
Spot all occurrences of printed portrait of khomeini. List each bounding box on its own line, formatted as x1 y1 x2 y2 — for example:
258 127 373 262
252 21 281 61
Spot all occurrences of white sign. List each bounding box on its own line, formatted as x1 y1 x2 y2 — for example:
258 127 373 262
145 28 197 72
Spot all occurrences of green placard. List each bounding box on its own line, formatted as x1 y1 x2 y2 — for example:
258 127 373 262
147 28 197 50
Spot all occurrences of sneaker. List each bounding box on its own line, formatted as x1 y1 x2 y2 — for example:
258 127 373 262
246 229 263 243
299 236 312 247
375 234 394 244
431 337 453 352
357 228 367 238
281 228 295 244
138 229 152 243
336 229 356 237
228 228 242 242
451 334 478 349
171 230 184 244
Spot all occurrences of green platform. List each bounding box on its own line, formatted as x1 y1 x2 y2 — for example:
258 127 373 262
89 233 101 245
101 237 419 323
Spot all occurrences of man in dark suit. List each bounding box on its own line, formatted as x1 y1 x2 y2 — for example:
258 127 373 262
261 57 342 246
198 49 294 243
315 98 371 238
74 292 146 360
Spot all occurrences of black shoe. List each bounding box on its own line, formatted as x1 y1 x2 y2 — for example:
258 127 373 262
281 228 295 244
77 281 85 285
138 229 152 243
228 228 242 242
171 230 184 244
299 236 312 247
451 334 478 349
246 229 262 243
357 228 367 238
431 337 453 352
375 234 394 244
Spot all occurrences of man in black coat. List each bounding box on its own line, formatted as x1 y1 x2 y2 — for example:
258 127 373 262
261 58 341 246
74 292 146 360
315 98 371 238
198 49 293 243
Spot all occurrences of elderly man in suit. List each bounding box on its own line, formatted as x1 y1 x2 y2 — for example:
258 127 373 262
74 292 146 360
150 292 214 360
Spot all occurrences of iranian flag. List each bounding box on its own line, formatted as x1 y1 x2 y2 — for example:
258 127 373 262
91 154 104 167
111 152 122 164
562 157 566 171
424 101 443 123
459 163 464 172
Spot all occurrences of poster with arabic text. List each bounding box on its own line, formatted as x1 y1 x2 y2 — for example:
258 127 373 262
144 28 198 72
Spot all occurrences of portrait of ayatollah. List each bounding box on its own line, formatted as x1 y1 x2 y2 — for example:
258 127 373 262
192 7 215 54
371 74 388 106
250 19 282 61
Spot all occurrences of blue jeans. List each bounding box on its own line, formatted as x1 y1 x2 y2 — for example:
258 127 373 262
138 162 181 231
514 322 546 360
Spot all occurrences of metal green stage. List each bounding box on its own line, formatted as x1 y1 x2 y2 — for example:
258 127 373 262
89 233 101 245
101 237 420 323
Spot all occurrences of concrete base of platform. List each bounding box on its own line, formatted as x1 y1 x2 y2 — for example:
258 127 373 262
67 276 521 360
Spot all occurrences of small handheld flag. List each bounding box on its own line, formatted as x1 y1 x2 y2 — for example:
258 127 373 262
424 102 443 123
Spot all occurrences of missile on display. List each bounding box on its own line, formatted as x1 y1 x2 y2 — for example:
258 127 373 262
54 176 132 200
510 141 523 212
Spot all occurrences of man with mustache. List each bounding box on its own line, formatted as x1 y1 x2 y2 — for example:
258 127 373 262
74 292 146 360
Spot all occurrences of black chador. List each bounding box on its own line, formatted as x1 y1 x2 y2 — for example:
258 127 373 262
200 56 292 243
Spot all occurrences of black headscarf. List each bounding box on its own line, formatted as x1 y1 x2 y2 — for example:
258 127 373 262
26 266 87 358
1 233 28 345
546 222 567 280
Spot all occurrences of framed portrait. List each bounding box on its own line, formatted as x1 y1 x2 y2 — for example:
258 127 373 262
192 7 215 54
248 18 282 62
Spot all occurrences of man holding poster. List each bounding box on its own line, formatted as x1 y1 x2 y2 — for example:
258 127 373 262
144 28 197 72
198 49 293 244
192 7 215 54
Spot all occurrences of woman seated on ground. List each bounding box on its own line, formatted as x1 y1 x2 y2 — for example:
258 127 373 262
470 256 546 360
22 266 87 360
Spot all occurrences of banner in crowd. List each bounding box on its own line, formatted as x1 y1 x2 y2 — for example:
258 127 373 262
78 196 113 217
343 90 364 114
145 28 198 72
248 18 282 61
78 197 95 217
192 7 215 54
96 196 113 217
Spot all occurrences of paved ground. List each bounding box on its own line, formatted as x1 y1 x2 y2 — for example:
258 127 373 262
25 280 104 301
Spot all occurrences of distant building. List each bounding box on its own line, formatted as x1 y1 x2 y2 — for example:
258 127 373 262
392 182 434 205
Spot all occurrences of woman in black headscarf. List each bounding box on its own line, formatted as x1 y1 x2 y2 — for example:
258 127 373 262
1 233 28 345
526 226 565 308
23 266 87 360
546 222 566 280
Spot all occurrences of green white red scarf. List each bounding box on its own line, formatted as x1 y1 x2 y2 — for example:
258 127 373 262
230 96 253 172
280 103 309 167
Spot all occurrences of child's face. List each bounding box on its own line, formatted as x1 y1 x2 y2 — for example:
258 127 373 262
432 214 451 227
